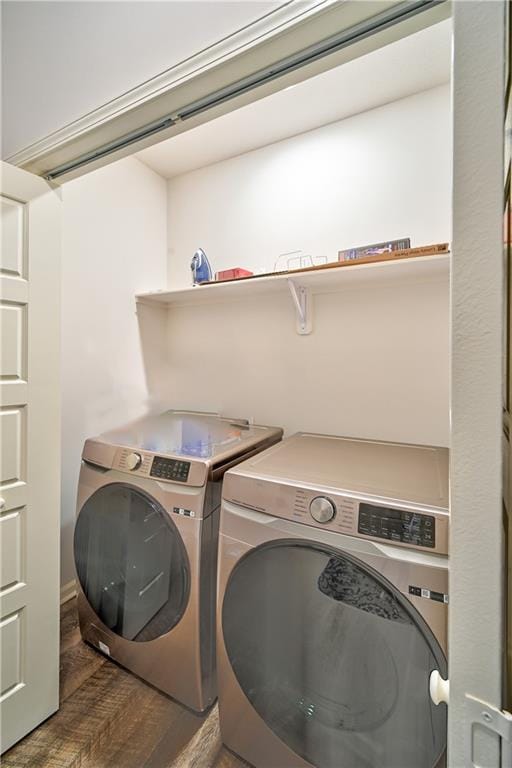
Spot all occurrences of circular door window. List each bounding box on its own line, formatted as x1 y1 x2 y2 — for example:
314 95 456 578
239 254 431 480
222 540 447 768
74 483 189 642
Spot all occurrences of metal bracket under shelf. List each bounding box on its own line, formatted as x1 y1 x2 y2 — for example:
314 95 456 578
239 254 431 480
287 278 312 335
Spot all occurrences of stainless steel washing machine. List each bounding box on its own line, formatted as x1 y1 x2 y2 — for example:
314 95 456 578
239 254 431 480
217 432 449 767
74 410 282 712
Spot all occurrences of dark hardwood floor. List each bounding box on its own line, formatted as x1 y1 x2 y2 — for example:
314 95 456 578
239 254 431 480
3 599 246 768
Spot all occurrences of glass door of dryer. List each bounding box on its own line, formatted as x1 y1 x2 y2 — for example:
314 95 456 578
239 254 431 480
74 483 190 642
222 540 447 768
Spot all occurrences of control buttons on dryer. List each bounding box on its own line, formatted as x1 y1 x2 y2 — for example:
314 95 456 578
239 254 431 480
358 502 436 548
309 496 336 524
150 456 191 482
126 452 143 471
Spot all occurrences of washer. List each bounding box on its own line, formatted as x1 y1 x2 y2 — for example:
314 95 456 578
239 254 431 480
74 410 282 712
217 432 449 767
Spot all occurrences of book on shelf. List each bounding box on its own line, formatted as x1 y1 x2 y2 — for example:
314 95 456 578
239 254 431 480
338 238 411 261
338 242 449 263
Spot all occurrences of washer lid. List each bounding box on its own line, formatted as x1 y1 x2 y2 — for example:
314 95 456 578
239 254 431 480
96 410 282 465
229 433 449 509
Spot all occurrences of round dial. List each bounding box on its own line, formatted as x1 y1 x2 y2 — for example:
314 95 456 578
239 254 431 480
309 496 336 524
126 452 142 471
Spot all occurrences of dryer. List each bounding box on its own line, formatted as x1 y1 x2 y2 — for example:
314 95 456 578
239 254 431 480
74 410 282 712
217 433 449 767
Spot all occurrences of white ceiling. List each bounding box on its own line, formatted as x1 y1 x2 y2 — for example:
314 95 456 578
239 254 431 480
1 0 281 159
136 19 452 180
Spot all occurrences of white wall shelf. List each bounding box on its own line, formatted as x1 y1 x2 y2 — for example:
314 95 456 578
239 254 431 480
136 253 450 334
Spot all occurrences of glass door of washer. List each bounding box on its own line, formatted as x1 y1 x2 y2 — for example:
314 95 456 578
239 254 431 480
74 483 190 642
222 540 446 768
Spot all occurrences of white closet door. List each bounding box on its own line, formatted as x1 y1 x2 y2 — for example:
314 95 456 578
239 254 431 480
0 161 61 753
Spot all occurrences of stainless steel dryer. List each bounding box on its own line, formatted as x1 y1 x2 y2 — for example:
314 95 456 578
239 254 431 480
74 410 282 712
217 433 449 767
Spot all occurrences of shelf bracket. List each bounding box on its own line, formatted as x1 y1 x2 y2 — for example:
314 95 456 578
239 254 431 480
287 278 312 335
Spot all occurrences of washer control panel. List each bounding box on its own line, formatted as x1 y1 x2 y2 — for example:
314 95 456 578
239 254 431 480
358 502 435 548
150 456 190 483
86 443 207 486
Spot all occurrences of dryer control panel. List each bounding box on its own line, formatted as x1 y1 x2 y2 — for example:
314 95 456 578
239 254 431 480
222 472 448 555
358 503 435 548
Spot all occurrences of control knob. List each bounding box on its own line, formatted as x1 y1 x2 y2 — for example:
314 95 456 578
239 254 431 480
309 496 336 524
126 452 142 471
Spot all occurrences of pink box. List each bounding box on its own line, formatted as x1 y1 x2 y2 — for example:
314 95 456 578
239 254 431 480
215 267 253 281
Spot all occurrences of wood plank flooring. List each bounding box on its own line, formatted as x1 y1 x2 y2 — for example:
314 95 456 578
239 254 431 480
3 599 246 768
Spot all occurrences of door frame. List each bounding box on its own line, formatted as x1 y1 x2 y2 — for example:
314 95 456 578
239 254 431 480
449 1 507 766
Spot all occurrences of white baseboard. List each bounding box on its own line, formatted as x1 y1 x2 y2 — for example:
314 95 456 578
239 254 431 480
60 579 77 605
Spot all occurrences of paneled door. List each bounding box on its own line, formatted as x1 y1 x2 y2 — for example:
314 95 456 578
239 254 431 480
0 162 61 752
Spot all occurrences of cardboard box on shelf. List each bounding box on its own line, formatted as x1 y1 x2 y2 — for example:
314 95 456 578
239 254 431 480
215 267 254 281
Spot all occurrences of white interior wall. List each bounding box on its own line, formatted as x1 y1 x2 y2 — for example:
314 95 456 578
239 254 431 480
167 85 451 287
61 157 167 588
158 279 449 444
161 85 451 445
137 21 451 179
